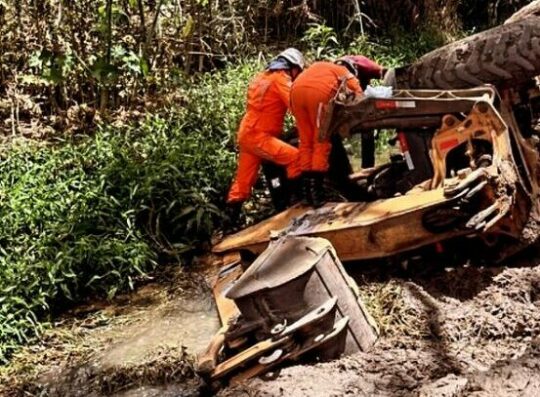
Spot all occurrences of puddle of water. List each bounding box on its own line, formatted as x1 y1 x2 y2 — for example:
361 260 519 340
102 297 220 368
111 384 200 397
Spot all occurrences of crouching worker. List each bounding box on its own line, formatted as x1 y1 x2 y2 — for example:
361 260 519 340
290 55 383 207
225 48 306 224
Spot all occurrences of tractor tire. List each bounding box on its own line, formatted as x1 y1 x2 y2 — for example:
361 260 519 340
396 16 540 90
505 0 540 24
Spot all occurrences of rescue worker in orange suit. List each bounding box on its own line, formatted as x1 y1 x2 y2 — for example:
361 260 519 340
290 55 383 207
225 48 306 223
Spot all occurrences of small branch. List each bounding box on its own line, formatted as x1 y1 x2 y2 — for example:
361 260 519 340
144 0 165 69
353 0 365 35
106 0 113 65
101 0 114 113
137 0 147 49
11 99 16 136
55 0 63 27
149 0 165 45
9 82 19 136
15 92 20 132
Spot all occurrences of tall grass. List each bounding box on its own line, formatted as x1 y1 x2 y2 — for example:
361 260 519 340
0 61 258 361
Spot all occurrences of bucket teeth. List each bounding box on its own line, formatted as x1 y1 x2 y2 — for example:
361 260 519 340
207 298 344 384
228 316 350 386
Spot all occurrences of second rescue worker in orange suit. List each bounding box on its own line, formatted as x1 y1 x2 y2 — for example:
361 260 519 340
225 48 306 223
290 57 363 207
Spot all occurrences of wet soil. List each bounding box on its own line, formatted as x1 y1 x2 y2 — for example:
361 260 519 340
220 248 540 397
0 264 220 397
2 249 540 396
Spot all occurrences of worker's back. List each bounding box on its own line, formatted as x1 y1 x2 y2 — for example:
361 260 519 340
241 70 291 135
292 61 355 99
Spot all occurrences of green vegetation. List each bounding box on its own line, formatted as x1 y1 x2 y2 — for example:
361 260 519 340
0 61 261 360
303 23 448 66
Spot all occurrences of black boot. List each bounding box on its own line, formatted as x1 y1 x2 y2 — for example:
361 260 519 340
223 201 243 232
286 176 303 206
301 172 313 206
310 172 326 208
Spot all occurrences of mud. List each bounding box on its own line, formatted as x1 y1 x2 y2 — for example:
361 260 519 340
220 251 540 397
0 266 219 397
101 296 218 369
3 251 540 396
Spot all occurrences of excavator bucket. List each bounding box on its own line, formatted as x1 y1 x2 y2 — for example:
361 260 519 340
197 237 378 386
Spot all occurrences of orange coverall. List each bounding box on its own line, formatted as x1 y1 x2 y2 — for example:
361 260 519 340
290 62 362 172
227 70 300 203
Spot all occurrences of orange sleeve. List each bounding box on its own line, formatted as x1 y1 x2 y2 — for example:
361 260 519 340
332 64 362 94
344 73 362 94
274 71 293 109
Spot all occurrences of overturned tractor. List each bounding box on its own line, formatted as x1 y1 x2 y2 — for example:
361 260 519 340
199 12 540 387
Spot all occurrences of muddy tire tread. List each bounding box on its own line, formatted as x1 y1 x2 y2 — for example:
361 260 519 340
398 17 540 89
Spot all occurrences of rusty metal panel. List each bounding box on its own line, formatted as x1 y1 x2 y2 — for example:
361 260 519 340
213 188 458 261
213 206 309 254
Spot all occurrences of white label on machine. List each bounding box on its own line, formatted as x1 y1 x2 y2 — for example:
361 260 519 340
397 101 417 108
404 151 415 170
271 178 281 188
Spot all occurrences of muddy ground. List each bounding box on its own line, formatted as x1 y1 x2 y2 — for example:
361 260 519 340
0 263 219 397
1 248 540 396
222 250 540 397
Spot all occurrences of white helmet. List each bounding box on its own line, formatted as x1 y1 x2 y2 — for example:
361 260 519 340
277 48 305 70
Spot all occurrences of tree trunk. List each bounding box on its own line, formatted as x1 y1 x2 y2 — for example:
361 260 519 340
100 0 113 113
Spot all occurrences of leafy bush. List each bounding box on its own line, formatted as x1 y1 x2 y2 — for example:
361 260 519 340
0 60 262 361
301 23 447 66
302 23 341 59
347 31 447 67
